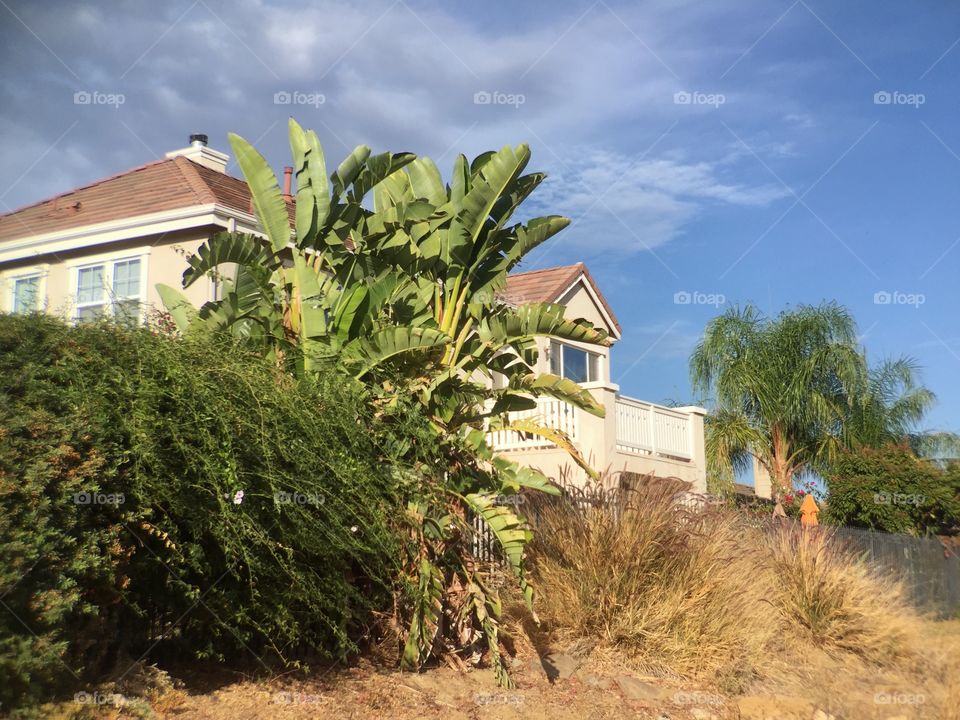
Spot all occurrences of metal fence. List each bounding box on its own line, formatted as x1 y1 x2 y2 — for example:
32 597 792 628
828 525 960 617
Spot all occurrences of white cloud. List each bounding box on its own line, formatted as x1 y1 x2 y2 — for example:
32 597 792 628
0 0 805 252
528 148 789 251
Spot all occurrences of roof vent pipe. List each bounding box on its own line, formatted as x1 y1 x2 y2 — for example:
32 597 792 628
189 133 208 147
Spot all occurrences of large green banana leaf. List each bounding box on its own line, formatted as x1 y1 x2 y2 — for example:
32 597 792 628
228 133 292 253
464 492 538 618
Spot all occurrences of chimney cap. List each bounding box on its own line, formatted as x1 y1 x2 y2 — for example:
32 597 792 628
189 133 208 146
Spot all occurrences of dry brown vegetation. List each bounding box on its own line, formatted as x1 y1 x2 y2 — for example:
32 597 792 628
522 480 958 718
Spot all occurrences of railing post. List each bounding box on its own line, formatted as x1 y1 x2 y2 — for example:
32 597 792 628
648 404 657 455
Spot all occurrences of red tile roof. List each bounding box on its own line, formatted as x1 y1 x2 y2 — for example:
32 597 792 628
0 156 293 243
504 262 622 335
0 158 621 336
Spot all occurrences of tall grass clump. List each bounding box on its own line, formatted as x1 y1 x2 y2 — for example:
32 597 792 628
0 313 427 710
764 524 918 663
529 482 778 687
529 477 925 691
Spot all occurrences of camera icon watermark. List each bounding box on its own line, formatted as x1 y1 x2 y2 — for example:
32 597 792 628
474 692 523 706
273 90 326 108
473 90 525 108
674 290 726 307
873 492 925 507
873 290 925 308
73 90 125 108
274 490 325 507
874 90 925 108
73 491 125 506
874 691 924 705
74 691 123 706
674 90 725 108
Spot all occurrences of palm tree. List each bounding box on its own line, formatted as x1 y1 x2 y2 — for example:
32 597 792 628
690 303 936 499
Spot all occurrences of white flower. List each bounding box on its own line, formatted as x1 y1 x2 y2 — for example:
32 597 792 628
233 490 245 505
350 525 358 533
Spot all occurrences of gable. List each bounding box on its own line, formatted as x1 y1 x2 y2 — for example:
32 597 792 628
556 276 620 340
504 262 622 340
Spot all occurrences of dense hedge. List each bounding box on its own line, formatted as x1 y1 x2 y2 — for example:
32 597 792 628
823 443 960 535
0 314 427 709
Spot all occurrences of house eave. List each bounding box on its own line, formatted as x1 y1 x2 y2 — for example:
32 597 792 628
0 204 264 265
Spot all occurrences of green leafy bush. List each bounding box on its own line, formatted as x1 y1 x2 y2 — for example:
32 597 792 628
0 314 423 709
822 443 960 535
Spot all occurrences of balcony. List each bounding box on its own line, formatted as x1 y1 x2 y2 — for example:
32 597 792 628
614 396 693 460
487 392 705 489
486 398 579 451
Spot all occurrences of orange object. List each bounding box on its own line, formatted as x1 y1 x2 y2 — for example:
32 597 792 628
799 494 820 526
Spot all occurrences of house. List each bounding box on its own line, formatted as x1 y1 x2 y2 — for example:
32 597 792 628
0 135 274 320
0 136 707 493
491 264 707 492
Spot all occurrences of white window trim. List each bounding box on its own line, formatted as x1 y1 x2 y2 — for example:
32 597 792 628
550 340 604 384
67 248 151 322
2 265 49 313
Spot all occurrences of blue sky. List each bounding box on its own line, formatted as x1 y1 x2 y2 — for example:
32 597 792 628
1 0 958 434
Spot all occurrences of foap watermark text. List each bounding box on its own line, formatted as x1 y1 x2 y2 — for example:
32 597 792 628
874 290 925 308
74 90 125 108
274 91 325 108
474 90 525 107
674 90 725 107
674 290 726 307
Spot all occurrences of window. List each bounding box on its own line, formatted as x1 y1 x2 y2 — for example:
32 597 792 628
75 257 144 323
12 274 42 313
550 341 602 383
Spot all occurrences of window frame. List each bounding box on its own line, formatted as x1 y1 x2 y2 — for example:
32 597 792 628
549 340 603 384
3 266 49 314
67 249 150 323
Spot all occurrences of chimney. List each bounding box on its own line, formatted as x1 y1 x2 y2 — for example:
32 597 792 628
282 166 293 201
165 132 229 173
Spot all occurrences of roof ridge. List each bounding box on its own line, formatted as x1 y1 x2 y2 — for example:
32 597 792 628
0 156 174 219
172 156 218 204
507 262 581 278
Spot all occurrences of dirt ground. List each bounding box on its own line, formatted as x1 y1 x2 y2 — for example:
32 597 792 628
34 619 960 720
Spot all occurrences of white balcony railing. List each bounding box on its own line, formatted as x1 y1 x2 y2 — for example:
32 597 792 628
615 396 692 460
486 397 578 451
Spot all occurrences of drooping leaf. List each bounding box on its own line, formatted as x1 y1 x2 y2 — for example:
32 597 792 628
344 327 451 378
182 232 279 288
401 557 444 671
464 493 538 619
509 372 606 418
155 283 198 332
229 133 292 253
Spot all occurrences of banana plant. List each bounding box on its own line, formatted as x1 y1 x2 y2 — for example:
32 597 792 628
157 121 613 686
158 119 444 376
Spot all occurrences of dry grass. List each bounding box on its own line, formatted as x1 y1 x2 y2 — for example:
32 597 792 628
526 478 948 704
764 523 918 663
528 482 777 689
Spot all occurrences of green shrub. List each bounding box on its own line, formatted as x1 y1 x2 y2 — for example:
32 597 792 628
822 443 960 535
0 314 424 710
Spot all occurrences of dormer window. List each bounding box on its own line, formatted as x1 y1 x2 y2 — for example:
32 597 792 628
549 340 602 383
